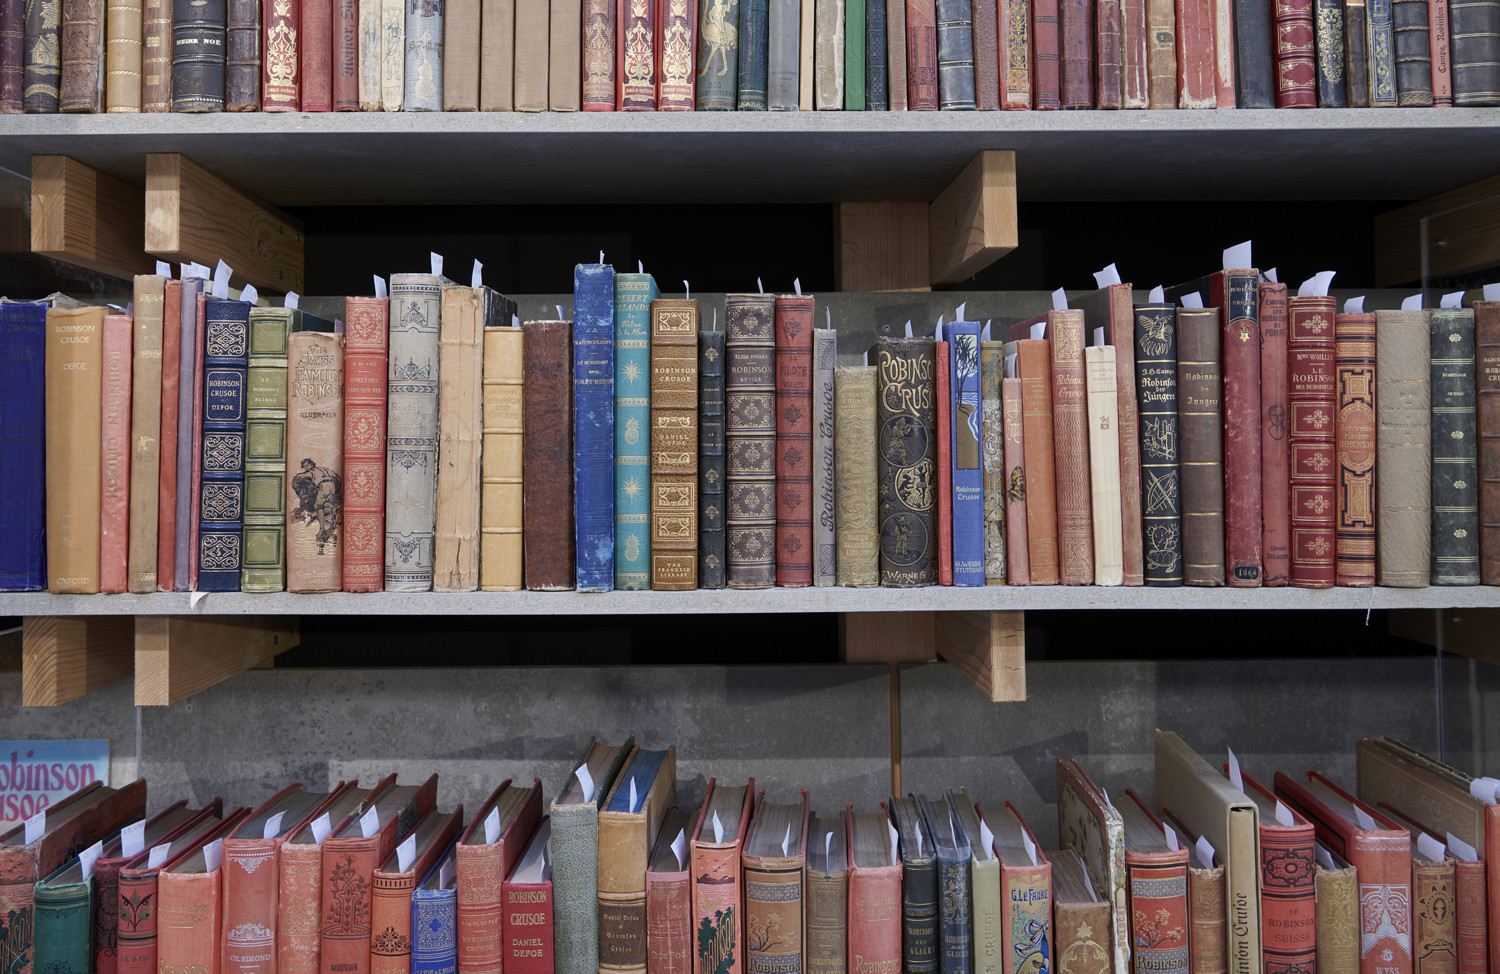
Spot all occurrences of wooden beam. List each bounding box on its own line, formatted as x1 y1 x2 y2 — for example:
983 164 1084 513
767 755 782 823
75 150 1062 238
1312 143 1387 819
30 155 152 280
21 616 135 707
835 202 932 292
135 615 300 707
839 611 937 663
1389 608 1500 666
935 610 1026 702
145 153 304 294
1374 172 1500 286
929 150 1018 287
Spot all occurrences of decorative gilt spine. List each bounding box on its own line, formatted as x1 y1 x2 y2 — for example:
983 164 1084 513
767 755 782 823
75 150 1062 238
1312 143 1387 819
805 869 847 974
1430 309 1480 585
385 274 442 591
241 307 295 592
614 274 657 590
1333 312 1377 586
128 276 167 592
342 297 389 593
1287 296 1338 588
835 365 879 587
261 0 301 108
1411 859 1459 974
581 0 615 107
726 294 778 589
106 0 143 108
980 342 1006 585
1134 304 1181 586
650 299 699 590
875 338 938 587
656 0 695 107
1314 864 1359 974
481 324 524 591
142 0 173 108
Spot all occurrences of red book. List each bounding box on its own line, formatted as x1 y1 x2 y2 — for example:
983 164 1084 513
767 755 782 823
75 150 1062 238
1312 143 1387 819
1002 376 1030 584
371 808 465 974
100 313 133 594
156 281 182 592
906 0 939 108
1097 0 1123 106
1258 281 1290 586
583 0 617 109
936 338 953 585
156 810 256 974
301 0 332 110
1429 0 1452 105
262 0 301 110
774 294 814 588
1118 791 1190 974
1049 310 1093 585
332 0 357 108
691 778 754 974
505 817 556 974
117 801 236 974
1287 295 1337 588
1212 0 1233 105
1018 338 1059 583
1175 0 1215 105
653 0 696 109
1237 771 1316 974
617 0 656 107
845 805 902 974
645 806 699 974
187 292 207 591
343 296 388 593
1058 0 1092 105
1334 310 1377 587
1480 299 1500 585
1211 268 1262 587
1033 0 1062 107
1272 0 1315 106
459 778 545 974
1375 803 1485 974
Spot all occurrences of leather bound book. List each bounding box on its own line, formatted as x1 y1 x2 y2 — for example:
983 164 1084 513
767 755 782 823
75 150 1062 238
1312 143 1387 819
1478 300 1500 583
1050 850 1110 974
0 0 20 110
614 273 658 590
505 817 554 974
1017 339 1059 583
117 808 229 974
1210 0 1232 103
1049 311 1094 585
873 337 938 587
889 796 938 974
935 0 977 108
260 0 299 108
598 747 678 974
692 779 753 974
581 0 615 107
1313 0 1343 101
618 0 658 109
226 0 259 107
742 792 811 974
1119 792 1190 974
343 296 389 593
1392 0 1433 102
1373 806 1459 974
847 806 903 974
694 0 739 108
1079 286 1142 584
888 0 909 109
23 0 62 110
372 809 465 974
651 298 699 591
916 795 971 974
1431 309 1481 585
805 811 847 974
947 795 997 974
286 328 344 593
1271 0 1315 104
434 283 495 593
478 0 513 108
403 0 442 109
1159 810 1227 974
156 281 183 590
331 0 355 109
413 843 460 974
1288 295 1337 589
553 738 635 974
645 809 695 974
998 0 1029 104
1211 269 1261 587
1374 309 1432 587
655 0 696 107
1097 0 1123 107
1344 0 1369 103
106 0 144 109
774 293 813 587
702 330 729 589
936 338 952 585
1368 0 1397 104
1235 772 1316 974
116 277 154 591
100 314 133 594
970 0 997 107
458 779 544 974
444 0 479 106
480 314 524 593
60 0 106 110
172 0 228 108
836 365 879 587
1122 0 1148 105
45 305 105 594
34 861 93 974
301 0 330 107
813 327 836 586
197 299 251 592
1258 282 1290 587
1055 759 1127 974
510 0 543 110
1176 307 1224 588
0 301 46 591
1453 853 1484 974
726 294 777 589
157 810 257 974
763 0 793 109
386 274 443 592
1085 345 1122 586
522 319 575 590
1450 0 1500 104
1003 375 1030 584
981 342 1007 584
864 0 887 106
380 0 402 109
1135 304 1181 587
1231 0 1272 105
734 0 765 107
1314 850 1359 974
1333 311 1377 587
1145 0 1175 104
946 323 985 586
1058 0 1091 104
906 0 939 106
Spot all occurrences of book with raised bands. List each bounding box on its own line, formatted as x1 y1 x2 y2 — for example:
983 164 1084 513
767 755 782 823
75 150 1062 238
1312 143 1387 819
1430 309 1480 585
651 298 699 590
1477 300 1500 584
1211 269 1261 586
775 293 815 587
701 329 729 589
1288 295 1337 588
523 320 576 590
241 307 297 592
1176 306 1225 587
726 294 777 588
287 325 344 593
480 307 523 592
598 747 678 974
197 298 252 591
1258 282 1290 586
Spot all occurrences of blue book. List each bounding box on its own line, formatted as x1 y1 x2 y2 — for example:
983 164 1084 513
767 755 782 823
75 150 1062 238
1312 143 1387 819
197 298 251 591
935 0 976 109
738 0 769 108
614 272 658 590
866 0 888 109
574 263 617 592
0 301 49 590
412 839 459 974
944 321 984 586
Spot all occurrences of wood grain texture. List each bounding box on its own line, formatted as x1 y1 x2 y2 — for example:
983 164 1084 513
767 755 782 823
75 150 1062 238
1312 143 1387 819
836 201 932 292
934 609 1025 701
134 614 300 705
928 150 1018 286
21 615 134 707
840 610 936 662
30 155 152 280
1388 607 1500 666
1374 172 1500 286
144 153 305 293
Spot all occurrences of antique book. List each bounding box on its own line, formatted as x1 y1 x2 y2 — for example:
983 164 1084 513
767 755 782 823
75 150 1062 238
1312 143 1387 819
980 341 1007 584
742 792 810 974
195 298 250 591
1271 0 1314 103
512 0 545 109
1333 310 1377 586
812 327 836 586
1017 338 1059 583
1257 282 1289 586
1374 309 1431 586
846 0 866 107
1345 0 1369 103
172 0 228 108
548 0 580 109
727 294 777 588
1431 309 1481 585
1055 760 1127 974
1121 0 1148 106
23 0 63 110
157 281 183 590
478 0 515 107
656 0 696 108
1083 284 1144 584
240 307 295 592
888 0 909 108
60 0 107 110
504 817 554 974
1211 0 1233 103
935 0 976 107
1003 375 1030 584
762 0 792 108
435 283 498 593
1159 809 1227 974
1391 0 1432 101
1288 294 1337 588
1236 771 1316 974
692 779 753 974
645 808 695 974
873 337 938 586
1085 344 1123 586
1145 0 1174 103
0 0 21 110
1134 304 1182 586
701 329 729 589
1176 306 1225 587
414 842 460 974
286 327 344 593
919 794 971 974
774 293 814 586
444 0 479 106
583 0 619 107
35 858 99 971
358 0 378 107
905 0 938 107
695 0 740 108
835 365 879 586
1450 0 1499 104
1210 269 1261 586
380 0 404 108
0 301 47 591
1369 0 1399 105
106 0 144 108
261 0 299 107
45 305 106 594
847 805 903 973
1375 805 1459 974
949 793 998 974
1058 0 1091 104
301 0 331 108
799 0 813 107
936 336 952 585
100 314 133 594
552 738 635 974
523 319 575 590
618 0 658 109
651 298 699 590
573 266 616 591
998 0 1028 104
480 312 523 593
614 273 658 590
820 0 851 106
866 0 887 107
118 800 230 974
598 747 678 974
372 808 465 974
403 0 442 108
890 795 938 974
1478 300 1500 583
1051 849 1110 974
1097 0 1123 107
157 811 260 974
225 0 259 107
946 322 985 586
1231 0 1272 105
456 779 543 974
344 296 389 593
1313 0 1344 102
805 810 847 974
1119 791 1190 974
1315 848 1359 974
386 274 443 591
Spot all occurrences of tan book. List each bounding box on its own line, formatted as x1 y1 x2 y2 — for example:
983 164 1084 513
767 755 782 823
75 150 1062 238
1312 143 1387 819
799 0 814 107
514 0 549 108
46 305 106 594
480 0 517 107
813 0 842 106
286 330 345 593
548 0 580 108
106 0 143 109
1051 849 1111 974
434 283 488 592
804 810 847 974
650 298 699 591
1161 810 1227 974
1314 848 1359 974
834 365 877 586
1085 344 1123 586
360 0 382 108
127 274 167 592
886 0 906 108
444 0 481 106
381 0 406 108
481 322 524 592
598 746 677 974
1374 309 1431 586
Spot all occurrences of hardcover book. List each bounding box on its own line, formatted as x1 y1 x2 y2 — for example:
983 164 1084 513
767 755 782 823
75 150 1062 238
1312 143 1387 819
655 0 697 107
775 293 815 586
805 810 847 974
118 798 230 974
372 808 465 974
480 310 524 593
1313 852 1363 974
651 298 699 590
301 0 331 107
1118 792 1190 974
1288 295 1337 588
873 337 938 586
386 273 443 591
403 0 441 107
1058 0 1091 104
157 281 183 590
171 0 229 109
1134 304 1182 586
358 0 380 107
1258 282 1289 586
575 263 617 591
1159 809 1227 974
414 841 460 974
193 298 249 593
45 305 106 594
186 291 207 590
33 857 94 974
156 810 257 974
443 0 479 107
1334 310 1377 586
1051 849 1110 974
701 329 729 588
127 277 167 593
598 746 678 974
381 0 404 108
619 0 658 108
726 294 778 588
614 272 659 590
846 0 865 107
434 283 497 593
1097 0 1123 107
1368 0 1397 105
1391 0 1432 101
835 365 879 586
742 792 810 974
691 778 753 974
0 300 47 591
1055 759 1127 974
478 0 515 108
523 319 576 589
935 0 976 107
1345 0 1369 103
511 0 543 109
1235 771 1316 974
1479 300 1500 584
1375 308 1431 586
1431 309 1481 584
1080 283 1144 586
552 737 634 974
812 326 836 586
261 0 300 108
344 296 390 593
1450 0 1499 104
815 0 846 106
225 0 259 107
1018 339 1060 583
1211 269 1261 586
100 314 132 594
1313 0 1344 102
695 0 740 107
1176 306 1225 587
998 0 1028 104
866 0 887 108
980 341 1007 584
458 778 544 974
1085 344 1122 586
847 805 903 974
1374 805 1459 974
1210 0 1233 105
287 327 344 593
1144 0 1173 104
504 816 554 974
1231 0 1272 105
946 322 985 586
645 808 695 974
23 0 62 109
763 0 792 108
582 0 615 108
948 792 1000 974
1271 0 1315 103
1003 375 1029 584
241 307 297 592
890 795 938 974
1120 0 1147 105
936 336 952 585
918 794 970 974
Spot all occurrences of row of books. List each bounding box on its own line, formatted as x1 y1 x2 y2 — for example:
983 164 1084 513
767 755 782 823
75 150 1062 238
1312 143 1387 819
5 0 1498 114
2 732 1494 974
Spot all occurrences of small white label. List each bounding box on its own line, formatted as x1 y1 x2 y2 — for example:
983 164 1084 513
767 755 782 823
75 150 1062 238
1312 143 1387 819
1485 283 1500 302
439 857 454 890
1223 240 1253 270
189 591 208 609
241 284 259 305
397 833 417 872
978 818 994 860
1093 326 1105 347
1148 285 1166 303
430 252 443 277
1402 293 1424 310
80 840 103 880
1275 801 1294 827
1029 322 1047 340
472 260 484 289
310 812 332 844
981 321 991 342
155 260 171 276
712 810 724 844
1196 835 1216 869
1163 823 1179 851
263 811 286 839
1417 832 1446 863
1442 290 1467 309
781 823 791 857
955 302 967 323
204 838 223 873
1021 825 1037 865
1344 296 1366 314
904 320 913 339
887 820 898 865
148 843 171 869
359 805 380 839
121 820 146 857
1264 267 1279 284
485 805 501 845
629 778 639 814
212 259 232 299
1316 843 1335 869
24 810 45 844
1354 804 1377 831
672 828 687 870
575 764 595 803
1051 287 1068 311
1227 748 1244 793
683 280 691 301
793 278 801 296
285 291 300 310
1094 263 1122 288
1181 292 1204 309
1448 833 1479 862
374 276 388 299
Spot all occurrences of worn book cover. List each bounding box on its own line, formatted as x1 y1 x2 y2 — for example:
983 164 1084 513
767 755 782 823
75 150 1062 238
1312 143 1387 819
241 307 298 592
575 263 617 591
127 277 167 592
873 337 938 586
344 296 390 592
433 284 492 592
645 808 697 974
1055 760 1127 974
726 294 777 588
1375 309 1431 586
1118 791 1189 974
805 810 847 974
775 293 815 586
1134 305 1181 586
835 365 878 586
480 310 523 592
1288 295 1337 588
552 738 635 974
457 778 544 974
742 792 810 974
1430 309 1480 584
701 329 729 588
847 805 902 974
598 747 678 974
890 795 938 974
1334 310 1377 586
386 274 443 591
651 299 699 590
155 810 257 974
691 778 754 974
980 341 1007 584
1176 306 1225 587
287 328 344 593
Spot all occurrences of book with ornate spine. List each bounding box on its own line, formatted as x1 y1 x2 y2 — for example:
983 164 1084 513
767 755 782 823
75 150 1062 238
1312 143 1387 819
1375 308 1431 587
380 0 403 108
1431 308 1481 585
1145 0 1174 104
1450 0 1499 104
614 273 658 590
1176 306 1224 587
888 0 909 109
655 0 696 107
172 0 229 109
146 810 258 974
1478 300 1500 584
45 305 104 593
947 794 997 974
435 284 496 593
343 297 389 593
240 306 296 593
1258 282 1289 586
835 365 878 586
1271 0 1315 104
1368 0 1397 104
1158 809 1227 974
100 314 132 594
619 0 658 108
890 795 938 974
1017 339 1058 583
371 808 465 974
947 322 984 586
1051 849 1109 974
846 0 865 107
1085 344 1122 586
226 0 259 107
1049 310 1094 585
1332 310 1377 586
873 337 937 587
812 327 836 586
1097 0 1123 107
1345 0 1369 103
261 0 299 108
726 294 777 588
1135 304 1181 587
23 0 62 110
1313 0 1344 102
866 0 887 107
1392 0 1432 102
286 326 343 593
413 844 459 974
156 281 182 590
1118 792 1190 974
742 792 810 974
651 298 699 590
34 858 94 974
301 0 331 107
1288 295 1337 588
1374 806 1458 974
815 0 845 106
386 274 442 592
125 280 165 591
444 0 479 107
522 319 575 590
358 0 378 107
1210 270 1261 586
1121 0 1148 105
60 0 107 111
997 0 1027 104
1002 374 1028 584
906 0 938 106
805 810 846 974
1314 851 1358 974
694 0 738 107
0 301 48 591
936 337 951 585
106 0 144 108
599 748 678 974
458 779 545 974
919 794 971 974
774 293 814 586
96 801 215 974
582 0 616 108
330 0 356 107
846 806 902 974
981 341 1006 584
504 816 554 974
1055 759 1127 974
574 264 616 590
701 329 728 589
691 779 753 974
403 0 441 108
1235 772 1316 974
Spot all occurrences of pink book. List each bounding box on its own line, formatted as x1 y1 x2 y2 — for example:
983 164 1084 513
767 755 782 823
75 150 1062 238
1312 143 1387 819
342 297 388 593
188 292 207 591
100 314 134 593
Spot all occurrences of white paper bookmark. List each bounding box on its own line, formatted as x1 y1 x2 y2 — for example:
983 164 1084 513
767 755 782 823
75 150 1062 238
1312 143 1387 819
122 820 146 857
638 261 644 274
1315 843 1335 869
1298 271 1336 297
24 810 45 844
1051 287 1068 311
757 277 764 294
956 302 967 322
485 805 501 845
713 810 725 843
439 857 454 890
1094 263 1122 288
241 284 259 305
359 804 380 838
430 252 443 277
310 812 332 844
1093 326 1106 347
1223 240 1253 270
1442 291 1467 309
80 840 103 880
374 276 388 298
472 260 484 288
147 842 172 869
1181 293 1204 309
1030 321 1047 340
672 829 687 870
629 778 639 813
1485 283 1500 301
978 818 995 860
212 260 232 299
1264 267 1278 284
263 811 287 839
781 824 791 857
1275 800 1294 827
189 591 208 609
1353 804 1377 831
1402 293 1424 310
1469 777 1500 804
1148 285 1165 303
599 250 605 264
512 314 520 328
204 838 223 872
1196 835 1216 869
1344 296 1366 314
1448 833 1479 862
1417 832 1446 863
556 305 565 320
683 281 691 301
397 832 417 872
981 321 991 342
156 260 171 276
824 831 833 864
794 278 802 296
1227 748 1244 793
936 315 945 340
1162 823 1179 851
1021 825 1037 865
904 320 913 339
285 291 300 310
887 820 899 865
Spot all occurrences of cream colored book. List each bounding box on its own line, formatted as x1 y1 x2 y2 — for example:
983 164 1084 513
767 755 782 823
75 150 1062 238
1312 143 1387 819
434 283 489 592
481 317 524 591
359 0 381 108
443 0 481 107
813 0 843 107
799 0 814 107
1085 344 1122 586
380 0 405 108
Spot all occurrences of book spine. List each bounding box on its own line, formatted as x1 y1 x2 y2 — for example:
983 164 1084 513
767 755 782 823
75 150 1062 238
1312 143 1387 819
1260 826 1316 974
1333 312 1377 586
865 0 887 106
1272 0 1315 103
764 0 793 107
1105 288 1144 585
936 853 970 974
1288 296 1337 588
371 872 417 974
100 315 133 594
226 0 260 107
1454 859 1486 974
981 343 1007 584
380 0 403 108
1057 0 1091 103
583 0 616 107
278 843 323 974
1449 0 1498 104
1215 270 1261 586
744 858 805 974
23 0 62 109
1345 0 1368 102
106 0 144 109
240 309 292 593
46 306 105 593
935 0 976 107
1231 0 1272 105
848 866 902 974
799 0 813 110
172 0 228 108
117 871 159 974
523 320 576 590
1085 345 1123 586
549 0 581 109
260 0 299 108
620 0 658 107
458 843 507 974
655 0 695 108
439 0 476 106
1314 865 1358 974
695 0 740 106
330 0 356 106
320 840 381 974
950 325 985 586
997 0 1027 104
1350 834 1413 974
359 0 379 107
188 292 207 590
95 860 126 974
1411 861 1459 974
969 0 996 106
1134 304 1182 587
1176 307 1225 587
1126 857 1189 974
574 265 617 591
1119 0 1146 104
845 0 866 106
812 328 837 586
646 873 689 974
614 275 657 590
1019 340 1058 583
158 872 222 974
126 283 165 592
936 340 952 585
156 281 182 590
413 889 457 974
1050 312 1094 585
1431 309 1481 585
1144 0 1174 104
1186 865 1227 974
835 366 880 586
481 323 525 592
223 840 283 974
1427 0 1450 110
1001 865 1052 974
1097 0 1123 107
343 297 389 593
903 855 939 974
301 0 330 106
286 331 344 593
1002 376 1029 584
1478 301 1500 584
1367 0 1397 104
651 298 700 590
1258 282 1290 586
1375 309 1431 587
1211 0 1233 103
805 872 846 974
1313 0 1344 102
386 275 442 592
692 843 744 974
889 0 908 107
875 338 938 586
403 0 441 108
726 294 777 589
0 0 21 111
906 0 938 105
33 882 92 974
697 332 727 587
505 880 555 974
1391 0 1432 101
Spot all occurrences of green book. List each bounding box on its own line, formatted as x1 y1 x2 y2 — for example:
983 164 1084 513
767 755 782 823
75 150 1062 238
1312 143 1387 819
34 855 95 974
241 306 300 591
845 0 866 108
614 274 658 590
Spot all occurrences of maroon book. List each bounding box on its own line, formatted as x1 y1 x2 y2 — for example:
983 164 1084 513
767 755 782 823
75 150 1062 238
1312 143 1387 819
1212 269 1262 587
1059 0 1093 105
906 0 940 108
523 320 576 591
261 0 301 109
1272 0 1315 106
1033 0 1062 106
332 0 357 108
775 294 814 588
300 0 332 110
1175 0 1215 105
1097 0 1123 106
1288 295 1337 588
1258 282 1290 587
1121 0 1148 104
972 0 1000 107
1334 311 1377 586
936 339 953 585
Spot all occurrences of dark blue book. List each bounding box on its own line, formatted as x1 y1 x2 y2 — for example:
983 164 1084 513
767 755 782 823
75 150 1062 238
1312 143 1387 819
699 330 727 589
867 0 889 108
574 262 616 592
0 301 48 591
944 321 984 585
918 795 973 974
1134 304 1183 587
935 0 976 108
738 0 770 108
412 838 459 974
197 298 251 591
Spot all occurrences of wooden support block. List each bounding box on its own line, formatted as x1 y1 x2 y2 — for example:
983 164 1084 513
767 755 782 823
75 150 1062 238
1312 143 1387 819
840 611 937 663
929 150 1018 287
135 615 300 707
935 610 1026 702
21 616 135 707
1389 607 1500 666
1374 173 1500 286
836 202 932 292
145 153 305 294
30 155 152 280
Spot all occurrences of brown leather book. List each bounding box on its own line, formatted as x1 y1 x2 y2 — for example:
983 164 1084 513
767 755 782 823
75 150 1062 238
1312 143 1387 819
445 0 482 107
1475 299 1500 584
1098 0 1123 106
834 365 879 587
1211 269 1261 587
1375 309 1431 587
726 294 777 589
100 313 133 594
1018 339 1059 583
1175 0 1214 104
1258 282 1290 586
1050 849 1111 974
60 0 105 110
1120 0 1147 105
651 299 699 590
226 0 260 108
1050 310 1094 585
480 0 516 107
646 807 698 974
1176 306 1225 586
481 320 524 592
156 810 256 974
1058 0 1093 104
846 806 902 974
128 276 166 591
1315 851 1359 974
46 305 105 593
1003 375 1030 584
106 0 143 109
1334 310 1377 586
522 320 575 590
287 330 345 593
774 293 814 587
599 747 678 974
458 778 544 974
372 808 465 974
1288 295 1338 588
804 811 846 974
1145 0 1175 104
435 284 495 592
142 0 171 108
